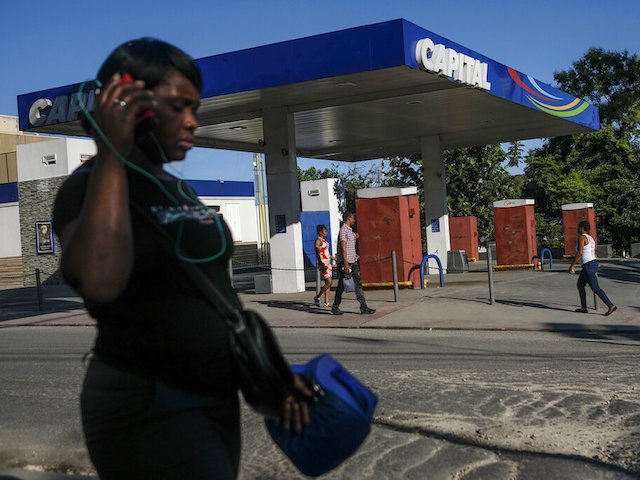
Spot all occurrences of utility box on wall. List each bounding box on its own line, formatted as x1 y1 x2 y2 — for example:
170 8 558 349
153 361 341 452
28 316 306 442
449 216 479 261
493 199 537 266
561 203 597 257
355 187 422 284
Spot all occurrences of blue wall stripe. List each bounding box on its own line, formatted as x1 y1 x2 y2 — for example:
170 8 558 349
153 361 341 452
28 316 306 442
0 183 19 203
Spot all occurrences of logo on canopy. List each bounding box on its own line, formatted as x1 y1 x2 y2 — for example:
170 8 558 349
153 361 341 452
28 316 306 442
507 67 589 118
415 38 491 90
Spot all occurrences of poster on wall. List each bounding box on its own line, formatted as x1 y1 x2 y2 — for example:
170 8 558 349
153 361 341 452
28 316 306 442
35 220 55 254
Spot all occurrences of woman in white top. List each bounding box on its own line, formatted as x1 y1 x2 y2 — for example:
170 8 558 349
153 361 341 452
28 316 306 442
569 221 617 315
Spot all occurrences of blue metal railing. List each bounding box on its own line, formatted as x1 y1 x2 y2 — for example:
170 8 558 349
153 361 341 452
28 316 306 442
420 254 444 289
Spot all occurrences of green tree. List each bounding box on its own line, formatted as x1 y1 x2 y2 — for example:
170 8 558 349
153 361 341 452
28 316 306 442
297 161 386 213
386 144 523 241
505 140 524 169
524 49 640 252
296 165 340 182
554 48 640 140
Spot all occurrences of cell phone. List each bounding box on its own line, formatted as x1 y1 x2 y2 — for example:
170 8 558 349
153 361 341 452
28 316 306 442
120 72 158 136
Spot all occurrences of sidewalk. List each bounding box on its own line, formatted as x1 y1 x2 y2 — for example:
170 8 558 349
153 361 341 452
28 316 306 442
1 259 638 333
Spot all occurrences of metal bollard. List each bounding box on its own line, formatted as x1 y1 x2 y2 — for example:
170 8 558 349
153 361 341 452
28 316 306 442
486 243 495 305
316 268 321 297
391 251 399 302
35 268 43 311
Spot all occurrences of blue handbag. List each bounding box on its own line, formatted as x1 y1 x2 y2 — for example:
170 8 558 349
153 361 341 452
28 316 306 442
343 274 356 293
265 354 378 477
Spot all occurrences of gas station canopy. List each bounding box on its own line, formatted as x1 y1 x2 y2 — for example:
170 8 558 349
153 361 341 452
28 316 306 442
18 19 599 162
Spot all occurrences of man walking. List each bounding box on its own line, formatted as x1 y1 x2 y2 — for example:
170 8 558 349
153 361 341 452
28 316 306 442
332 211 376 316
569 220 617 316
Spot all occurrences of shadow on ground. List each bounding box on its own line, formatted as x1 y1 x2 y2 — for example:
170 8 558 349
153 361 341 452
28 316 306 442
495 299 573 312
256 300 333 315
597 260 640 283
376 418 640 478
542 322 640 343
0 286 83 323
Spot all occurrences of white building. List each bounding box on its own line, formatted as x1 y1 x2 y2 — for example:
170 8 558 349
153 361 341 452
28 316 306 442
1 134 260 287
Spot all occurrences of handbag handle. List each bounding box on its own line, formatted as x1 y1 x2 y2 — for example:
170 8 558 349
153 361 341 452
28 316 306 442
331 365 375 414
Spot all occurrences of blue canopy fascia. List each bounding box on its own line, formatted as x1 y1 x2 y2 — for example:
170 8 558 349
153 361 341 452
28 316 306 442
17 19 598 141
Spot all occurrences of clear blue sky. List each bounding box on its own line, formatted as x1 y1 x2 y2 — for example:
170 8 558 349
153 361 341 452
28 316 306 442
2 0 638 180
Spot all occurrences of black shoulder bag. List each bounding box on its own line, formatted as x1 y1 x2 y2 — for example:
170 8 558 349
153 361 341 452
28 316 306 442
132 203 294 418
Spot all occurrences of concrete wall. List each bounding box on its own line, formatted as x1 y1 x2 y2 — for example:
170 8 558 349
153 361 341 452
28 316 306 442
1 115 55 183
300 178 342 256
10 135 259 287
14 137 95 285
18 176 66 285
0 202 21 256
199 196 258 243
0 152 18 183
0 118 63 286
0 115 18 134
17 137 96 181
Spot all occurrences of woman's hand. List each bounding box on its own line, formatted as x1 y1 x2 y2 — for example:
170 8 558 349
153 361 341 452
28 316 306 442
93 73 155 156
569 265 576 274
280 374 314 434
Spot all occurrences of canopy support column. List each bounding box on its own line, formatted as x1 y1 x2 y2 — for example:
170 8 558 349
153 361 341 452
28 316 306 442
421 135 450 272
263 107 305 293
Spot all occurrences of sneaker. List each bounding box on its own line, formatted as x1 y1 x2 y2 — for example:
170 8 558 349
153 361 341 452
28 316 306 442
574 308 588 313
360 307 376 315
313 296 320 307
332 307 343 316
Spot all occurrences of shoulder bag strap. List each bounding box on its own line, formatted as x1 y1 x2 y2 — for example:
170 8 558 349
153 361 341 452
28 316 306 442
130 202 245 331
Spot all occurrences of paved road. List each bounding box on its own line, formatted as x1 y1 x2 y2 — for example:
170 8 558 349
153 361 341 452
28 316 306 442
0 259 638 478
1 327 639 479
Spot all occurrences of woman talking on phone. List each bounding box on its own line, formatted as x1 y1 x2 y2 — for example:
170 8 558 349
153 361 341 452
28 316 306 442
53 38 310 479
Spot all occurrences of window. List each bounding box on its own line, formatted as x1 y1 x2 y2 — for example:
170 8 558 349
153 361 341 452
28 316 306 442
42 154 56 166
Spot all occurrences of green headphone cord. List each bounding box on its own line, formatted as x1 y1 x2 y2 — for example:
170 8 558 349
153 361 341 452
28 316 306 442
77 80 227 264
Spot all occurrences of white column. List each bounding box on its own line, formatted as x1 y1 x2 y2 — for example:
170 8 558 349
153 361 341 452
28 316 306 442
421 136 450 272
263 107 306 293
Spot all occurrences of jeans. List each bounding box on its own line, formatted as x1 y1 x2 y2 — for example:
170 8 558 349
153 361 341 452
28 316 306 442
333 261 368 310
577 260 613 309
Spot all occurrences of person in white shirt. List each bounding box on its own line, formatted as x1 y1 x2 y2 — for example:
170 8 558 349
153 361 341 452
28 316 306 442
569 221 616 315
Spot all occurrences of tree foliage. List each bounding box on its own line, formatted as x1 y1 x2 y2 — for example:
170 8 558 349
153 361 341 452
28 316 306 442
385 145 523 241
524 48 640 252
554 48 640 142
296 162 386 213
299 146 523 247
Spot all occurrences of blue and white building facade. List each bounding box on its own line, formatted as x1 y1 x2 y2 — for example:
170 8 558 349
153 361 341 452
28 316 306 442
4 136 259 286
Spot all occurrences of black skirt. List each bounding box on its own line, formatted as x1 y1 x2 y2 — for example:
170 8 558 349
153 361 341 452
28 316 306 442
81 355 240 480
